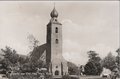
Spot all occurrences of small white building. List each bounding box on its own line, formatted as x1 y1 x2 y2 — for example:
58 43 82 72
101 68 111 77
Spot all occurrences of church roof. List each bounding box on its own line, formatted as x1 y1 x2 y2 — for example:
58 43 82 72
30 44 47 61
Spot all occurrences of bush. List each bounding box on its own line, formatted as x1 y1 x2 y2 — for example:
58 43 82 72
62 74 71 79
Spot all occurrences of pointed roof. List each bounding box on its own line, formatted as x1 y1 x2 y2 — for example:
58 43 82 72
30 44 47 61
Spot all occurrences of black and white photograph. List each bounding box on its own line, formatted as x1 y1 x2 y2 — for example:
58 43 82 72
0 1 119 79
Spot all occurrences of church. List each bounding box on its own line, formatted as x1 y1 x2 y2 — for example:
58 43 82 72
30 7 68 77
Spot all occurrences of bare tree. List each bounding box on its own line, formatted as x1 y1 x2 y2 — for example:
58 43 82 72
27 34 39 50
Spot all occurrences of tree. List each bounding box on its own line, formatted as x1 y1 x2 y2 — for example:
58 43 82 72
116 48 120 71
1 46 19 67
27 34 39 50
84 61 98 75
0 46 20 74
20 58 44 73
30 56 44 69
87 51 101 62
67 62 78 75
18 56 27 65
116 48 120 55
101 52 116 71
0 58 11 74
84 50 103 75
17 55 29 70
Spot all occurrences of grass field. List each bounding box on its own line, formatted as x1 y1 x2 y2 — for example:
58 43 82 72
9 73 43 79
8 73 120 79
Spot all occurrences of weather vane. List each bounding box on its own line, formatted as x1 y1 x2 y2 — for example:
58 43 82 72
54 2 55 8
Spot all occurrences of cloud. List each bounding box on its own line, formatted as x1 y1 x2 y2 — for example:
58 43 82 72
62 20 88 65
0 37 30 55
87 43 118 58
63 40 88 65
62 19 118 65
63 52 88 66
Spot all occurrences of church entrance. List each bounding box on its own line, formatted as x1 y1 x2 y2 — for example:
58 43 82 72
55 70 59 75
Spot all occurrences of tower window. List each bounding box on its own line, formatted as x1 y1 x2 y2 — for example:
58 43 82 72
55 27 58 33
56 39 58 44
56 66 58 68
55 19 57 21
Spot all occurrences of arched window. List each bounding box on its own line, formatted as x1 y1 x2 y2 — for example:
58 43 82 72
55 27 58 33
56 66 58 68
56 39 58 44
55 70 59 75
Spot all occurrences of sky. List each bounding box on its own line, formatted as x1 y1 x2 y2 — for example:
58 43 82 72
0 1 119 65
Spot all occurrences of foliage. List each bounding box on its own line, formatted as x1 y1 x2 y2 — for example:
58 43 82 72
84 50 103 75
87 51 101 62
84 62 97 75
0 37 44 73
20 63 36 73
18 56 29 65
116 56 120 64
27 34 39 50
0 46 20 74
67 62 78 75
9 73 42 79
0 46 20 69
62 74 71 79
19 57 44 73
101 52 116 71
1 46 19 66
0 46 31 73
116 56 120 71
116 48 120 71
116 48 120 55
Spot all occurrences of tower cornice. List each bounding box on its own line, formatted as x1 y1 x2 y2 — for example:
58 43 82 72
47 21 62 27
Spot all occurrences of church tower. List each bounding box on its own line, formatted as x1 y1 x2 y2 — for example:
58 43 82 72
46 7 68 77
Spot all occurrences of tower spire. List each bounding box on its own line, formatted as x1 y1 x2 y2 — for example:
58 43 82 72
50 3 58 18
54 2 55 9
